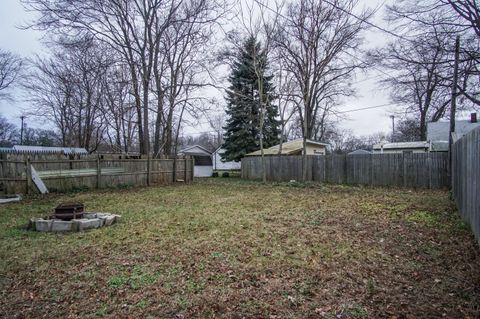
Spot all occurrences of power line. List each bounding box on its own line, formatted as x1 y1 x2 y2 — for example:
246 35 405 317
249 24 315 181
184 102 399 136
321 0 413 42
254 0 411 42
336 102 398 114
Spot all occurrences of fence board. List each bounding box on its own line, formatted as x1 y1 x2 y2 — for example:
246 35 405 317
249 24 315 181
452 127 480 244
241 153 448 189
0 155 194 194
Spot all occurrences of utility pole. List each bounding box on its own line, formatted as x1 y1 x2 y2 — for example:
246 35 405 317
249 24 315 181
20 115 26 145
448 35 460 189
390 115 395 142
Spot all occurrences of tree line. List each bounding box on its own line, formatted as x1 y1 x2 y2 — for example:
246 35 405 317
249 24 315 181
0 0 478 163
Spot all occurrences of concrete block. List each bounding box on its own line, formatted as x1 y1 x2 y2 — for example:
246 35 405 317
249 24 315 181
30 212 121 233
103 215 116 226
35 219 53 232
74 218 103 231
83 213 98 219
28 218 39 230
50 220 77 232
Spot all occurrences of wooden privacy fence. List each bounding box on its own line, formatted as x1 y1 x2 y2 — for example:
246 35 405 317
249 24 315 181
242 153 449 189
0 155 194 194
452 127 480 243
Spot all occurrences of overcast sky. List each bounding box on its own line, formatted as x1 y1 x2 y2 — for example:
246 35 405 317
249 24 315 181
0 0 406 138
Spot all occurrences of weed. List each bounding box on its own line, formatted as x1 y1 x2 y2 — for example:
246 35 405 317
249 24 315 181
186 278 205 293
108 275 128 289
95 303 108 317
107 267 159 290
176 296 189 309
287 180 306 188
136 299 149 310
406 211 442 227
366 278 375 295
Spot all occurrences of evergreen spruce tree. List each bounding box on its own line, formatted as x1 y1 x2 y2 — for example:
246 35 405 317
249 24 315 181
222 36 280 162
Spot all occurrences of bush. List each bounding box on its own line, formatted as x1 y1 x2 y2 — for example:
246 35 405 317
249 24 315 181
222 172 230 178
212 172 219 177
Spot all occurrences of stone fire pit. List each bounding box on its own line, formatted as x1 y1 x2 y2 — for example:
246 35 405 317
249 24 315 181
29 210 122 232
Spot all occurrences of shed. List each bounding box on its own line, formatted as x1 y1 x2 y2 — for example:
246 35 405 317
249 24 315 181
212 147 241 171
372 141 430 154
245 138 329 156
178 145 213 177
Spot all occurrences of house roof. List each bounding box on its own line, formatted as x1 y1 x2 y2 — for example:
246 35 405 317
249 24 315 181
348 149 371 155
245 138 329 156
1 145 89 155
373 141 429 150
178 145 212 156
427 120 480 141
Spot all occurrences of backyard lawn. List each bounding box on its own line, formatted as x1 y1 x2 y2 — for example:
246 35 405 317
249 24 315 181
0 178 479 318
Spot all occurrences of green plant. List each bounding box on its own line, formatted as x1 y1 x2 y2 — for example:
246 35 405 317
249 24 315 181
287 180 306 188
136 299 149 310
95 303 108 317
108 275 128 289
107 267 160 290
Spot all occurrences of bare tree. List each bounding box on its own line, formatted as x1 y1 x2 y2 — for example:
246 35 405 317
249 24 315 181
370 29 452 140
385 0 480 110
446 0 480 37
0 49 22 101
205 112 225 148
273 63 296 154
0 115 19 147
23 38 109 151
24 0 227 155
101 62 138 153
327 128 386 153
274 0 371 180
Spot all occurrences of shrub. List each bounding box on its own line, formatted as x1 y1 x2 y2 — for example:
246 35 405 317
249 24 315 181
212 172 219 177
222 172 230 178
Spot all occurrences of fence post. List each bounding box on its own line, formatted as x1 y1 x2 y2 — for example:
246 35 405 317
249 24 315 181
96 156 101 189
427 153 432 189
370 154 374 185
25 157 31 195
184 156 188 182
147 154 151 186
192 156 195 182
323 155 326 182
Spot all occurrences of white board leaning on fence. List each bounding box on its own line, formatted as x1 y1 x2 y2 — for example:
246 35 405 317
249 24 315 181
30 165 49 194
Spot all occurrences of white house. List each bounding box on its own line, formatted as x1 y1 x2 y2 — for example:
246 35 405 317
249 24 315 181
427 113 480 146
373 113 479 154
178 145 213 177
212 147 241 171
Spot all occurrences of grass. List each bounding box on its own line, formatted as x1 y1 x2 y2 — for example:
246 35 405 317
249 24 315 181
0 178 479 318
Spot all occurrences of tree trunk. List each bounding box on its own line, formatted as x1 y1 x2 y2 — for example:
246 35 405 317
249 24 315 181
419 112 427 140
